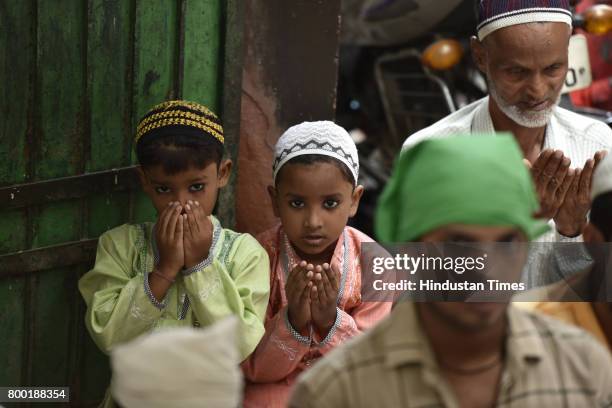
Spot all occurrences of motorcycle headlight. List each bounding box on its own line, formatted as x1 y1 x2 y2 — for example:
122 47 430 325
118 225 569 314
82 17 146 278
422 39 464 71
584 4 612 35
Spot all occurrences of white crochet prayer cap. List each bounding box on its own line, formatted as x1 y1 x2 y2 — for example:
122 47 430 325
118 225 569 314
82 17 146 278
111 317 242 408
591 153 612 201
477 0 572 41
273 121 359 185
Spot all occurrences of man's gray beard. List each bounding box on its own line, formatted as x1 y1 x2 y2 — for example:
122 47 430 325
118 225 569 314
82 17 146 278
488 80 560 128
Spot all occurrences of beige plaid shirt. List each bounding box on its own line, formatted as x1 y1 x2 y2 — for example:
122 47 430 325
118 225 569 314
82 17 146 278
290 302 612 408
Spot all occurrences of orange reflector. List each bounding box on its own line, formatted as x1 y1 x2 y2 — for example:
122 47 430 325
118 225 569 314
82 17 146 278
422 39 464 71
584 4 612 35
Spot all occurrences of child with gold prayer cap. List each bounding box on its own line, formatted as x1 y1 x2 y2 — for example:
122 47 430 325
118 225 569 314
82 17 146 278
241 121 392 408
78 100 270 408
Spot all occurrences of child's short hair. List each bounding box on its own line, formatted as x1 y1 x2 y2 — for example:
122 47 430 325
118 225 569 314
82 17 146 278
273 121 359 187
135 100 224 174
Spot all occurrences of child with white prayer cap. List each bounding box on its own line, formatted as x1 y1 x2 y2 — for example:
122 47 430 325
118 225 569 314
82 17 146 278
241 121 392 407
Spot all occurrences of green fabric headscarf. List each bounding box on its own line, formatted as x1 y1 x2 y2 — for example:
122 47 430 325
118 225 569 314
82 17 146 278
375 134 549 242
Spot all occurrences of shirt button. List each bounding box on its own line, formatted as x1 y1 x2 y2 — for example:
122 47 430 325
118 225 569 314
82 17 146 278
193 320 201 327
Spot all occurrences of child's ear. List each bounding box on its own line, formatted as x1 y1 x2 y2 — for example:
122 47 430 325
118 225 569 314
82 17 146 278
267 185 280 218
349 185 365 217
217 159 232 187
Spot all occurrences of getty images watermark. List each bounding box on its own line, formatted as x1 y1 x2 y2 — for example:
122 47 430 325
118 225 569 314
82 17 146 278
360 242 612 302
371 252 524 292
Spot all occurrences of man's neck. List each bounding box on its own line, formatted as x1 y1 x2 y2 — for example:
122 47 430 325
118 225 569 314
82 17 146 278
488 98 546 162
416 303 507 367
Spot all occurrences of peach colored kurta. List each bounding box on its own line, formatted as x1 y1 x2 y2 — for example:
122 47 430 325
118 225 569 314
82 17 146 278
241 224 391 408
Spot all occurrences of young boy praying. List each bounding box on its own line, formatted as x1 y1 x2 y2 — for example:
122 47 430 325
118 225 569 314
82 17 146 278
241 121 391 407
79 100 270 408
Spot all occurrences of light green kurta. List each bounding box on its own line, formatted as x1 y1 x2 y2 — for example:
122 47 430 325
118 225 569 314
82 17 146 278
79 216 270 408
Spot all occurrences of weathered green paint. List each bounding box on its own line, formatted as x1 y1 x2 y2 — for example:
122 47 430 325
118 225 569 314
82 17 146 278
0 278 25 386
30 269 75 386
0 0 33 387
28 0 85 390
0 210 28 387
182 0 221 109
36 1 86 180
0 0 239 403
0 1 31 187
89 193 129 237
82 0 135 396
216 0 245 227
0 211 27 253
132 0 179 126
88 0 133 171
131 0 180 225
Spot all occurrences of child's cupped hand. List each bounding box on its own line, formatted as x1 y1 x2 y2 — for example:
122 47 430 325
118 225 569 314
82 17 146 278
183 200 214 269
310 263 340 336
286 261 314 335
155 202 185 276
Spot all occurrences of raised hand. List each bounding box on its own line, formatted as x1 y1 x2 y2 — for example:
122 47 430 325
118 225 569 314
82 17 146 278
310 263 340 337
155 201 185 278
528 149 572 219
183 200 214 269
286 261 314 335
555 151 608 237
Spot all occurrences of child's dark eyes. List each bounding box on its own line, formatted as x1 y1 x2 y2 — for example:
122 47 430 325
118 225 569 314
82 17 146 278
154 184 204 194
289 200 304 208
189 183 205 192
323 199 339 209
288 199 339 209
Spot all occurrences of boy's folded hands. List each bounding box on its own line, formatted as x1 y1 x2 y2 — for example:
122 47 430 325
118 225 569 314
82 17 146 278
155 202 185 279
183 200 214 269
311 263 339 337
155 200 215 277
286 261 313 336
286 261 340 338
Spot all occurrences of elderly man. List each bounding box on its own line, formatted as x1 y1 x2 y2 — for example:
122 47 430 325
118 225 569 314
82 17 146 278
403 0 611 286
289 135 612 407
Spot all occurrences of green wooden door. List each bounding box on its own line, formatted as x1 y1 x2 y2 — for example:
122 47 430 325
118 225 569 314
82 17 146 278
0 0 242 405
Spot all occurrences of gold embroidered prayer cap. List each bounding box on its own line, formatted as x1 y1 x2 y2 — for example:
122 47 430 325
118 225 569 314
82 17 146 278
134 100 224 145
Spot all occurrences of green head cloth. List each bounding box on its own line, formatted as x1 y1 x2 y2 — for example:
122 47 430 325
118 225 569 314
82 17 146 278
375 134 548 242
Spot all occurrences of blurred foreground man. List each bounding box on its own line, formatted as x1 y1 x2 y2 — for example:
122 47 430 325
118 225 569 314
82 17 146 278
290 136 612 408
403 0 612 286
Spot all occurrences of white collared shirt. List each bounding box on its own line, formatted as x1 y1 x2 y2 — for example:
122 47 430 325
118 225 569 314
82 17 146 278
401 96 612 286
402 96 612 162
